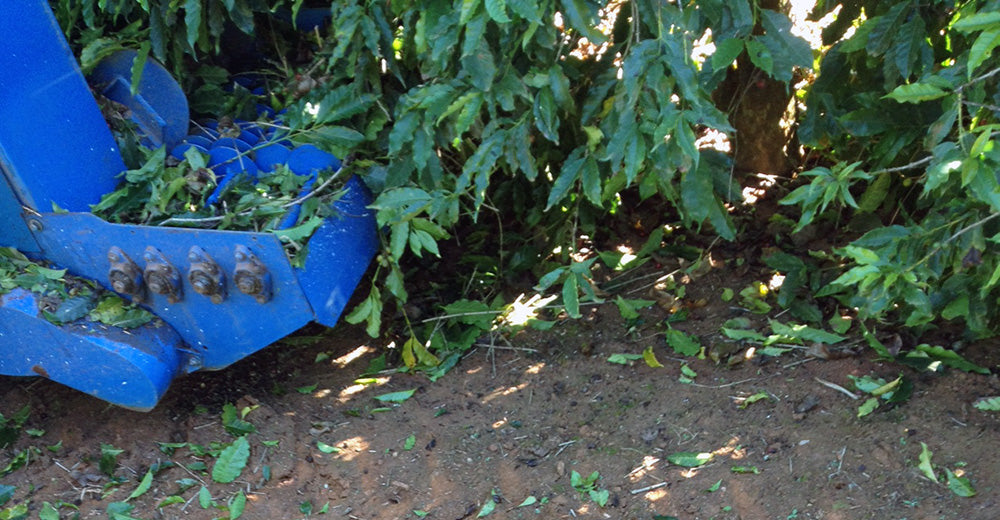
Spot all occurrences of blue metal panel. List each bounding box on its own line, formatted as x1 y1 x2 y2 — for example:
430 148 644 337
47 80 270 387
0 289 183 411
29 213 316 370
0 1 125 212
89 50 190 149
0 174 39 253
296 176 379 326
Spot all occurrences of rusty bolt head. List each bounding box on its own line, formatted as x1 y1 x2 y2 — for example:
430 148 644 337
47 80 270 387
190 272 215 295
146 272 168 294
109 270 136 294
235 272 262 295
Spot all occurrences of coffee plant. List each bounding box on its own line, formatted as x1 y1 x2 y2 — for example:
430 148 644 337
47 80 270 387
51 0 1000 363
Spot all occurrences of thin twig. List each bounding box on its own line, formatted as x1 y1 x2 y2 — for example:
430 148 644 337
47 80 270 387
870 155 933 175
472 343 539 353
962 100 1000 113
630 482 668 495
906 211 1000 272
554 440 576 457
688 377 761 389
625 458 660 478
959 66 1000 92
158 170 344 227
419 310 502 323
814 377 859 400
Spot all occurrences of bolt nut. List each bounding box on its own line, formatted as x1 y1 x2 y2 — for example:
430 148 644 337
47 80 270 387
235 272 262 295
109 270 137 294
190 271 215 295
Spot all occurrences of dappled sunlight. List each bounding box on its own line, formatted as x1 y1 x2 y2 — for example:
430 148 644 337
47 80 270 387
740 174 778 204
644 487 669 502
525 362 546 375
338 376 389 400
482 382 529 404
328 435 369 462
331 345 373 368
769 272 786 291
626 455 661 482
502 293 558 328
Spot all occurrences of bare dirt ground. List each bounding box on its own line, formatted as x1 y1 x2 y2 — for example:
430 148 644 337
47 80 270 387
3 262 1000 520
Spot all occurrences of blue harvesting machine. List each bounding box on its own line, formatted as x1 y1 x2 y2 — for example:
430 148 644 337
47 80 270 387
0 2 378 410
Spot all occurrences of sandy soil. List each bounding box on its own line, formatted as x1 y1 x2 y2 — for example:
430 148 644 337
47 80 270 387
2 265 1000 520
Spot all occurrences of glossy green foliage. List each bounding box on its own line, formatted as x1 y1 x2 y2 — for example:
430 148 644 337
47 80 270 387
790 0 1000 336
297 0 812 337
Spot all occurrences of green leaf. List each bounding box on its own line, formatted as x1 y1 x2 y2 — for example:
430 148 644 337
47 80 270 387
106 502 140 520
533 88 560 144
952 11 1000 33
0 484 14 507
317 441 341 454
212 436 250 484
156 496 185 508
607 353 643 364
126 469 154 501
745 38 774 76
221 403 256 436
562 275 581 319
973 396 1000 411
945 468 976 497
296 383 318 394
51 295 95 324
857 397 879 418
580 155 601 205
477 500 495 517
198 486 212 508
88 295 154 329
721 327 766 341
229 490 247 519
271 216 324 243
100 443 123 476
918 442 937 483
374 389 416 403
516 496 537 507
739 391 770 409
130 42 151 97
885 82 949 103
712 39 744 71
913 344 989 374
404 434 416 451
184 0 203 50
484 0 511 23
642 346 663 368
558 0 607 43
968 29 1000 78
38 502 58 520
589 488 609 506
666 451 713 467
614 296 652 319
664 328 701 356
0 503 28 520
546 147 586 210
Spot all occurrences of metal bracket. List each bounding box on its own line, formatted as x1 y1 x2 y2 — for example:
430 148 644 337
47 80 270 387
108 247 145 303
143 246 183 304
187 246 226 304
234 245 272 304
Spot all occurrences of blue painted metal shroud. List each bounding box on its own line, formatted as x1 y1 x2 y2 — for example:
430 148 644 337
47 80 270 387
0 1 378 410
